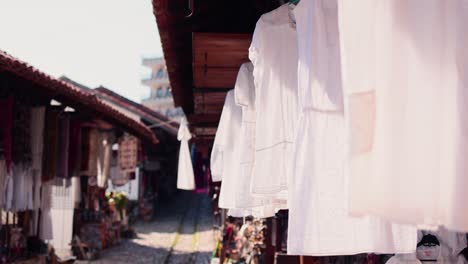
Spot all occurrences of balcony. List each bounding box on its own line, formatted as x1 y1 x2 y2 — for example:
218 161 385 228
141 76 170 87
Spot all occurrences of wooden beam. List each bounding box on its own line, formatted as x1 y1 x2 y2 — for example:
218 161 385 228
193 33 252 68
188 113 221 127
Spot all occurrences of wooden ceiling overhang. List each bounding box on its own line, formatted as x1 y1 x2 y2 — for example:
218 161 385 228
152 0 282 138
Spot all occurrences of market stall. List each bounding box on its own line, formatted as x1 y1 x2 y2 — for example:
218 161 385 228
0 50 157 263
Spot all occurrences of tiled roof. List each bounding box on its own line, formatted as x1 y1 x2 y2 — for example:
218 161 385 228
94 86 179 136
0 50 158 144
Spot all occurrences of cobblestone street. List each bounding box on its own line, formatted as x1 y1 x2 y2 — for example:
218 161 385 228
80 192 215 264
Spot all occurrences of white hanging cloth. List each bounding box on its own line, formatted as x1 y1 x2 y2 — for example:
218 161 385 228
47 178 79 258
339 0 468 231
233 62 264 210
11 163 33 212
31 106 45 235
177 117 195 190
288 0 416 256
249 3 299 201
218 63 280 218
0 160 6 209
210 90 242 208
97 131 114 189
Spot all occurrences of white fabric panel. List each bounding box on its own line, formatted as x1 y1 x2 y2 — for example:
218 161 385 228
233 62 264 210
288 0 416 256
249 4 299 198
214 91 243 209
177 117 195 190
339 0 468 231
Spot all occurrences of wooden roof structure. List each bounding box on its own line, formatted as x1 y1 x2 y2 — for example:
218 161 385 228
152 0 282 138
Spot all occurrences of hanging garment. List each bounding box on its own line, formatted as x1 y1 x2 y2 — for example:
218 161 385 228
210 90 242 208
68 119 82 178
0 160 7 209
97 131 114 188
288 0 416 256
0 97 13 173
12 100 31 165
11 163 33 212
233 62 265 210
249 3 299 198
56 114 70 178
177 117 195 190
72 176 81 205
339 0 468 231
80 127 91 172
40 178 76 259
5 167 13 211
31 107 45 235
43 107 60 182
81 128 99 177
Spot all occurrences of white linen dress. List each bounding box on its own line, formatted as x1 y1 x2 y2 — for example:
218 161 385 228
211 90 242 209
339 0 468 231
249 4 299 200
288 0 416 256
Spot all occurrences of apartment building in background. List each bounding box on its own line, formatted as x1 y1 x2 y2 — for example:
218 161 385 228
141 57 184 120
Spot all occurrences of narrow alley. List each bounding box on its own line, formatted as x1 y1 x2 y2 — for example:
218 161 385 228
81 192 215 264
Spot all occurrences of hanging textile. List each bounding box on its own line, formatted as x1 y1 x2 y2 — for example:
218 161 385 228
97 131 114 188
40 178 76 258
56 114 70 178
5 171 13 211
43 107 60 182
12 100 31 165
11 163 33 212
31 107 45 180
80 127 91 172
68 119 82 178
210 91 242 206
177 117 195 190
339 0 468 231
0 97 13 173
233 63 266 211
0 160 7 210
287 0 416 256
81 128 99 177
249 3 299 201
118 134 139 174
31 106 45 235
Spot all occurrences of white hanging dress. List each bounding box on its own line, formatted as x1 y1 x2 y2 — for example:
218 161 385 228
177 117 195 190
339 0 468 231
288 0 416 256
231 62 279 218
249 4 299 201
210 90 243 209
233 62 264 210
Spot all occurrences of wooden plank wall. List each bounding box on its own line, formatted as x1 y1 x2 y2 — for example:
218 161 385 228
191 33 252 135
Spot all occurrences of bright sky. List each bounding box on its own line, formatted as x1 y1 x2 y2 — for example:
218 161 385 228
0 0 163 102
